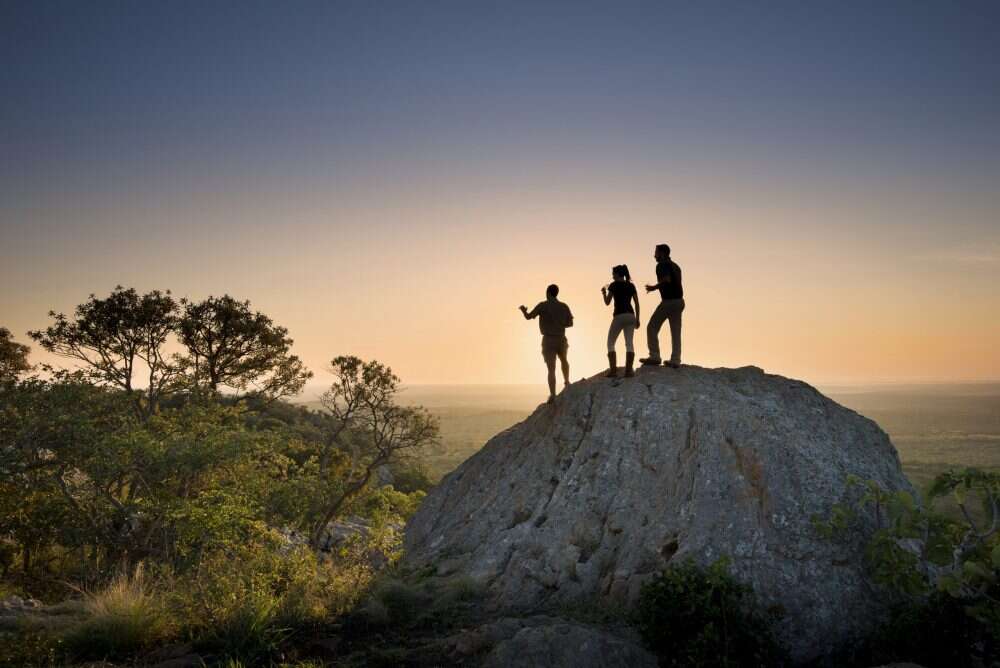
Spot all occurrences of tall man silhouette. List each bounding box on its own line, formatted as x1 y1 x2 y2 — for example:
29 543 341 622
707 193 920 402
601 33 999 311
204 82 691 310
519 284 573 403
641 244 685 368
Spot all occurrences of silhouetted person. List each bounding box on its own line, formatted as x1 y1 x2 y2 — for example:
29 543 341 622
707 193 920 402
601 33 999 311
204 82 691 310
519 284 573 403
601 264 640 378
641 243 684 368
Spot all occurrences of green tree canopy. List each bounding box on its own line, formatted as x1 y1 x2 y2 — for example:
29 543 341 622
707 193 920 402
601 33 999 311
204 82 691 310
177 295 312 402
28 287 180 417
309 356 439 547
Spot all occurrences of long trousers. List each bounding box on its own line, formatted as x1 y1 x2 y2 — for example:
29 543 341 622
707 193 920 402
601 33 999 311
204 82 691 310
647 298 684 363
607 313 636 353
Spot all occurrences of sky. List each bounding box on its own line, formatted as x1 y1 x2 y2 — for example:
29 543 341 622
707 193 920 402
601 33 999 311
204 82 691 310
2 1 999 388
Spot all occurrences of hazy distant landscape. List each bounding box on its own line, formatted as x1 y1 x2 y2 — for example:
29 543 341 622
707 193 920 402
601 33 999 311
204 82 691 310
309 380 1000 492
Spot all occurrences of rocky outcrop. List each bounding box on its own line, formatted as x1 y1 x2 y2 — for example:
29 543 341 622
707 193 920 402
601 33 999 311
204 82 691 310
404 365 913 662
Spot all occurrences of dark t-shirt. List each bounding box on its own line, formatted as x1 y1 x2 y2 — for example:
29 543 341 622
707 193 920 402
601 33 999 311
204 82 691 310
656 260 683 300
528 299 574 337
608 281 637 315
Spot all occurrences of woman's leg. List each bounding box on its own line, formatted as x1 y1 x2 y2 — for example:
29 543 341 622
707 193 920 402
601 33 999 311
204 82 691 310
607 317 622 353
623 315 636 377
606 318 621 377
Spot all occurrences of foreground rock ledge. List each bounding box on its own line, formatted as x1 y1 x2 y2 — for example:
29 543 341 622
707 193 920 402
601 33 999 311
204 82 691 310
404 365 913 663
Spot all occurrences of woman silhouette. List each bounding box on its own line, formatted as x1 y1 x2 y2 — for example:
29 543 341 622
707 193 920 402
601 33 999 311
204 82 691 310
601 264 640 378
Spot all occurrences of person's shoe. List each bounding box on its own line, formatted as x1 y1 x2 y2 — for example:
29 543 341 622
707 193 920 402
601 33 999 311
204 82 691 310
624 352 635 377
605 352 617 378
547 395 556 404
664 360 681 369
639 356 661 366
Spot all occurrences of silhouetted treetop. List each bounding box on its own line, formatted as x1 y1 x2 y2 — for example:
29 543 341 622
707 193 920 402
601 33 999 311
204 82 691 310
177 294 312 402
28 286 180 416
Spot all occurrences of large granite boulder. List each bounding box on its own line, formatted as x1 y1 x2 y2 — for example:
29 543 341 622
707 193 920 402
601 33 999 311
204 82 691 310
404 365 912 662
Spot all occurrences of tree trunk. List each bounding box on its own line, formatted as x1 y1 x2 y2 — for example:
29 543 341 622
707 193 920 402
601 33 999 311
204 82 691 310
308 467 377 549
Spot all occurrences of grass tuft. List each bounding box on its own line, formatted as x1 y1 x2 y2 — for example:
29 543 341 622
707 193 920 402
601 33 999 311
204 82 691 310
62 564 171 660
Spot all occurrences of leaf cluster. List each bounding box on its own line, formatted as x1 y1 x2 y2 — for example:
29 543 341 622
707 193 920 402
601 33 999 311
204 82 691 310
813 469 1000 660
633 558 787 667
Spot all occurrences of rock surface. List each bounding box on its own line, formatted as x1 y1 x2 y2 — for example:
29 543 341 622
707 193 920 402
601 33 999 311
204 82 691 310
404 365 913 662
480 619 657 668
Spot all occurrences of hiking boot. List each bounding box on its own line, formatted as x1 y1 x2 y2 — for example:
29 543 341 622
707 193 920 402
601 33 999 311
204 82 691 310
664 360 680 369
639 356 661 366
605 352 617 378
624 352 635 377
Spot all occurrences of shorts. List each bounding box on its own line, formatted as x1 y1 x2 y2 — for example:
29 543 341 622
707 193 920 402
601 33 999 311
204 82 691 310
541 335 568 362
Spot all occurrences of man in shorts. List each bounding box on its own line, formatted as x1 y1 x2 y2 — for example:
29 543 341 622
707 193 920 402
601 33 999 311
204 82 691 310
520 284 574 403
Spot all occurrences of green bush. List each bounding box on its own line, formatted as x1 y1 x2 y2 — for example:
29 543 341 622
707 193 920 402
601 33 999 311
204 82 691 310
813 469 1000 665
634 558 786 668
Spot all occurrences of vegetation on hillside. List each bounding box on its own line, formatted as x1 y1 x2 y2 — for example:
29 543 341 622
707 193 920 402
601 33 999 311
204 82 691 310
0 289 438 666
814 470 1000 665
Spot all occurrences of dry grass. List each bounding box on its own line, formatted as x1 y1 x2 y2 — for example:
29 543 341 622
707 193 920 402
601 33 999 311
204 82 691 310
62 564 172 660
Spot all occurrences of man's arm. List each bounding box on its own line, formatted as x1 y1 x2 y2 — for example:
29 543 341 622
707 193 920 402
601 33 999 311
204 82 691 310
519 304 540 320
645 265 674 292
564 305 574 328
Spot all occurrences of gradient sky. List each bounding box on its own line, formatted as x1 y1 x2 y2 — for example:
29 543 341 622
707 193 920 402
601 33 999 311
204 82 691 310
2 1 999 387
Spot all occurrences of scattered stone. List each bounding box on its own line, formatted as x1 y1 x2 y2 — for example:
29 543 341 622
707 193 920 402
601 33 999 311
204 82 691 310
0 595 44 615
405 365 914 663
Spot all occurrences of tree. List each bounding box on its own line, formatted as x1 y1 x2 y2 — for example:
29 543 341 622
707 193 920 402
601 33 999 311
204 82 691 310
28 287 180 417
0 378 288 573
177 295 312 402
309 356 439 548
0 376 135 573
0 327 32 381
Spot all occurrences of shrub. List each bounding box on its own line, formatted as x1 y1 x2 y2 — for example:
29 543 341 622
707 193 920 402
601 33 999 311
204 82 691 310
634 558 786 668
63 565 171 660
813 469 1000 664
170 538 370 662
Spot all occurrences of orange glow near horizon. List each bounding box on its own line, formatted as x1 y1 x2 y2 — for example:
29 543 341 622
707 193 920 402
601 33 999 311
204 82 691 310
4 172 999 390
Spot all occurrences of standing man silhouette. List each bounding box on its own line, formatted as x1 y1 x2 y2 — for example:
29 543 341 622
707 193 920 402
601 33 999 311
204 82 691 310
520 284 573 403
641 244 685 368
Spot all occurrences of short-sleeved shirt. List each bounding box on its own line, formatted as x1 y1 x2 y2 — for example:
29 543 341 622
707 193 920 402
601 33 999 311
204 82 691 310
607 281 637 315
656 260 683 300
527 299 573 337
